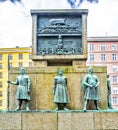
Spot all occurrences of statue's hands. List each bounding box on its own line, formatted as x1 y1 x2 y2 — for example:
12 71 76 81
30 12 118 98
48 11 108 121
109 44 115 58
95 85 98 88
89 85 93 88
7 81 11 84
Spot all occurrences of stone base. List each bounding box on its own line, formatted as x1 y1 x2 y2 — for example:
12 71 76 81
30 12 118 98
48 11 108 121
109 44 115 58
33 59 86 67
0 110 118 130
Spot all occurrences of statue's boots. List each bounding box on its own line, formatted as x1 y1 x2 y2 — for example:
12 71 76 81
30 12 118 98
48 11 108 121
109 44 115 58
83 100 87 112
26 103 30 112
94 100 100 110
109 106 114 109
64 107 69 111
83 107 86 112
109 104 114 109
96 107 100 110
54 104 59 111
54 107 59 111
14 105 21 111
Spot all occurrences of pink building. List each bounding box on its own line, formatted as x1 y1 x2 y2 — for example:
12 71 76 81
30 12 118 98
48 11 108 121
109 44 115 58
87 36 118 108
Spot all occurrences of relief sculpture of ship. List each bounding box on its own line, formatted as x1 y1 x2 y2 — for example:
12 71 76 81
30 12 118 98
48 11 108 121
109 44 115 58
37 18 82 34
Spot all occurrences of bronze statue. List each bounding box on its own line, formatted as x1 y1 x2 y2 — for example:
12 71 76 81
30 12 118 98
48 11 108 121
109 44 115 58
53 69 70 110
82 67 100 112
107 74 113 109
7 67 31 111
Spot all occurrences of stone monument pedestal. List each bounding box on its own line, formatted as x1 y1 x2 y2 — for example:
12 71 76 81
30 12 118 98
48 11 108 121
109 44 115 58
1 110 118 130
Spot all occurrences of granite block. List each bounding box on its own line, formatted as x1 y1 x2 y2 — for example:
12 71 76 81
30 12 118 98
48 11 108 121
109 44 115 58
94 112 118 129
22 112 57 130
0 112 21 130
58 112 94 130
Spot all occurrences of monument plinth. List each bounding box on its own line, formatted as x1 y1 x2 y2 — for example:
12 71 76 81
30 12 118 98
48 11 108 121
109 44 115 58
31 9 88 67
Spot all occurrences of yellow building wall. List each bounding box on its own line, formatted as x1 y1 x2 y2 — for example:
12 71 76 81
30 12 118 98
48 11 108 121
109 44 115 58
0 47 33 110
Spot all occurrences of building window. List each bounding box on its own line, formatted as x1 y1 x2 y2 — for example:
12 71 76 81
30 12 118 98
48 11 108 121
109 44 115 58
29 62 33 67
19 54 23 60
112 54 117 61
112 97 117 104
113 65 118 72
0 64 2 69
8 54 13 60
0 81 2 87
112 44 117 50
29 54 32 59
0 91 2 97
0 72 2 78
0 54 2 60
89 44 94 51
101 44 106 51
89 54 94 61
0 100 2 106
113 87 118 94
101 54 106 61
112 76 117 83
19 62 23 67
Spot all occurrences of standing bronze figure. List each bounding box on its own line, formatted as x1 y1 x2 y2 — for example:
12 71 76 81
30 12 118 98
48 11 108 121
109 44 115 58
7 67 31 111
82 67 101 112
107 74 113 109
53 69 70 110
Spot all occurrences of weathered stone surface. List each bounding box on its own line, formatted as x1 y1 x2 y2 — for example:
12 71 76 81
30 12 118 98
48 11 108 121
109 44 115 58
58 113 72 130
72 113 94 130
0 112 21 129
58 112 94 130
9 74 19 110
36 73 56 110
94 112 118 129
72 59 86 66
9 66 107 111
0 111 118 130
22 112 57 130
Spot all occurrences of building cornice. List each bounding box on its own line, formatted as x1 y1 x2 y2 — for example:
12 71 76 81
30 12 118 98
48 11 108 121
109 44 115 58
31 9 88 15
0 47 32 53
88 36 118 42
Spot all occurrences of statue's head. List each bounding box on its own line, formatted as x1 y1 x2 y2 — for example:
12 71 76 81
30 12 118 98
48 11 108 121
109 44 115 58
88 66 94 74
58 69 63 76
20 67 26 74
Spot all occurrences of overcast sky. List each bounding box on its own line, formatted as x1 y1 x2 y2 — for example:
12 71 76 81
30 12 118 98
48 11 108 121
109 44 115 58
0 0 118 47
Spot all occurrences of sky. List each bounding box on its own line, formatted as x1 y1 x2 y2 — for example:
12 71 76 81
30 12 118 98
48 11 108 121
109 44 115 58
0 0 118 47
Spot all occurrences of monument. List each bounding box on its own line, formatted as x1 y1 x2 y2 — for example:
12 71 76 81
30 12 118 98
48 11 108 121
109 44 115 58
1 9 117 130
